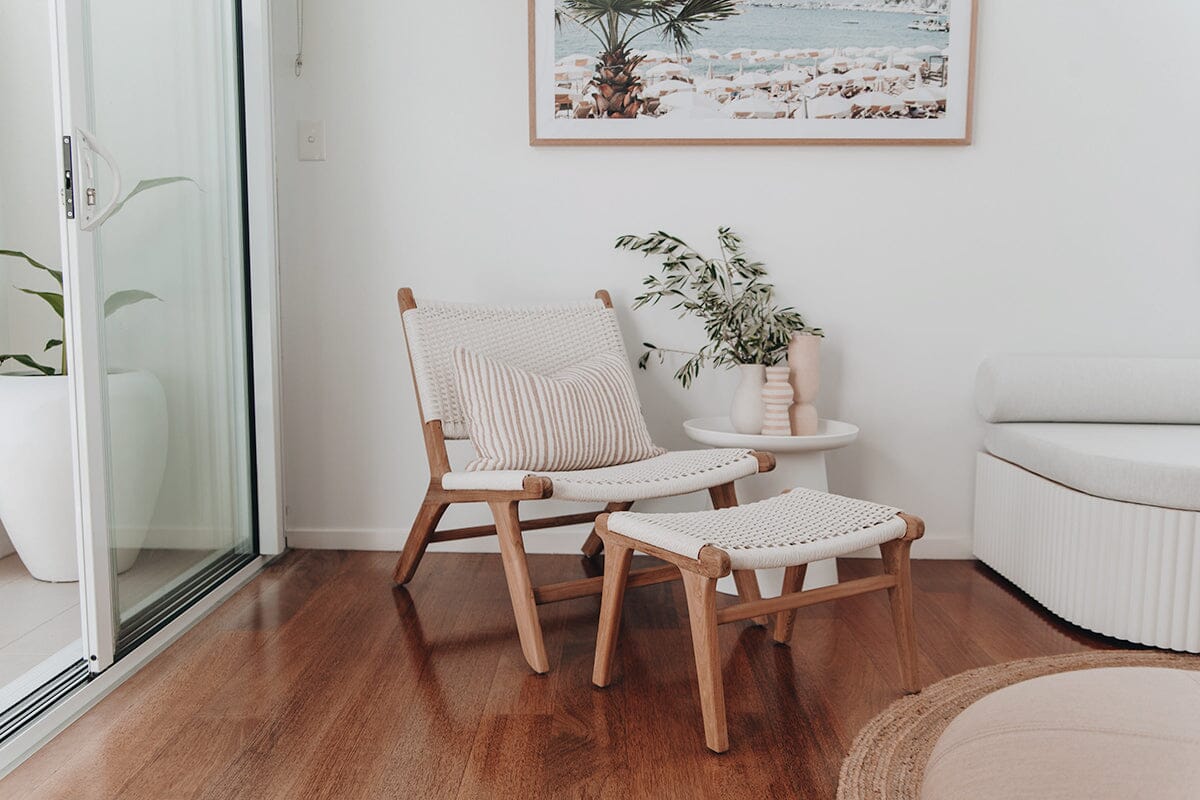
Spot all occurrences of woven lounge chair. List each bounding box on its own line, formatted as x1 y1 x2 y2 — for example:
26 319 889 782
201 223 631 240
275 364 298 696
394 288 775 674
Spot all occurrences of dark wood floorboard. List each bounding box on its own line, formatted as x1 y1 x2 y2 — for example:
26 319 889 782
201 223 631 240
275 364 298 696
1 551 1136 800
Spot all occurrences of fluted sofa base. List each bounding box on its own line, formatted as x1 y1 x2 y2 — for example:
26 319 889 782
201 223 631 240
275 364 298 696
974 453 1200 653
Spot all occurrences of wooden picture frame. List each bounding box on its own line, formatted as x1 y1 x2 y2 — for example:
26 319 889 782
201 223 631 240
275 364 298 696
529 0 977 146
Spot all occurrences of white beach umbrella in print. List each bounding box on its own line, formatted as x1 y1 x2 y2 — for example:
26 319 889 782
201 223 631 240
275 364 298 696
843 47 865 58
658 90 720 111
855 57 883 69
914 45 941 56
877 45 900 56
852 91 905 114
770 68 810 86
557 53 596 68
697 78 736 95
819 55 851 73
645 79 694 97
891 54 922 69
900 85 941 107
805 94 853 119
733 71 771 89
842 68 879 82
725 48 754 73
811 72 847 89
647 62 691 80
749 49 779 63
819 47 836 58
636 49 674 64
725 94 787 119
779 48 806 60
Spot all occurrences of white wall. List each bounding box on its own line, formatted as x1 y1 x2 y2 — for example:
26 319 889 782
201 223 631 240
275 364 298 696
0 0 62 559
273 1 1200 558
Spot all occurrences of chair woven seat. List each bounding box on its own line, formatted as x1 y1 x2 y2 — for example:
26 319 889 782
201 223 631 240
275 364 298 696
605 488 908 569
441 448 761 502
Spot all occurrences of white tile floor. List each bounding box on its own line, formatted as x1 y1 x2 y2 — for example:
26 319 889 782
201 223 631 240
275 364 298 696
0 548 212 704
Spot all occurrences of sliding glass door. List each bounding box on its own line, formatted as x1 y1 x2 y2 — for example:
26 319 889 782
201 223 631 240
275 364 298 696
54 0 257 670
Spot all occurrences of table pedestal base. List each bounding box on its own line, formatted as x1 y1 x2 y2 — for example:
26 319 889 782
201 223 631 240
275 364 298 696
716 450 838 597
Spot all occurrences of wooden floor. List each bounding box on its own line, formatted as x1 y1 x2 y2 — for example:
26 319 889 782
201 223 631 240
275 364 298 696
2 549 1132 800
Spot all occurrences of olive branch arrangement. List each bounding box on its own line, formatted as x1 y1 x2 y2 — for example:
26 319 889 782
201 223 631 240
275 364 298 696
616 227 822 388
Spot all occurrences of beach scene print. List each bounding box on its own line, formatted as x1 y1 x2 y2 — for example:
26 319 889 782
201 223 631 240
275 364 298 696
552 1 954 122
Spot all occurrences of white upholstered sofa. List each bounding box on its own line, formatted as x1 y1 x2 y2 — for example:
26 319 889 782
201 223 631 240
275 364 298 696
973 356 1200 652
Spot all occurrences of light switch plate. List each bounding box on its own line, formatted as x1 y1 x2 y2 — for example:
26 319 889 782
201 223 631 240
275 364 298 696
297 120 326 161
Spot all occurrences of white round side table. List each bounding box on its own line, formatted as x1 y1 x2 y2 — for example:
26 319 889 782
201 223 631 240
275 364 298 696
682 417 860 597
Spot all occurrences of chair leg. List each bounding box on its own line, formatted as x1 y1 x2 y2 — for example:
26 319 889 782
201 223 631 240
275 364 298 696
581 532 604 560
681 570 728 753
772 564 807 644
489 500 550 674
708 484 768 628
592 539 634 688
392 493 449 585
582 502 633 560
732 570 769 628
880 538 920 693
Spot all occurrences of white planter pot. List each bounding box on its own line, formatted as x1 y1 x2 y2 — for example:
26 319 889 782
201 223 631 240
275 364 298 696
0 370 168 582
730 364 766 434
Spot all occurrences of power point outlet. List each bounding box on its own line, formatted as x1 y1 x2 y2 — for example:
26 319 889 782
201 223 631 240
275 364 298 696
298 120 326 161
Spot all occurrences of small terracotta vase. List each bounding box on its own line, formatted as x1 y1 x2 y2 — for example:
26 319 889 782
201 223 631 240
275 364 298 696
787 333 821 436
730 364 766 434
761 366 794 436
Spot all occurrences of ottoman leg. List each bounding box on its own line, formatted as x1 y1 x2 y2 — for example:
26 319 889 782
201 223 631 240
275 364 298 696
592 539 634 688
681 570 728 753
880 537 920 693
772 564 808 644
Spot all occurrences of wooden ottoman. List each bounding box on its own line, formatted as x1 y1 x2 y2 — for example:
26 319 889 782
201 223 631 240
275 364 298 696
591 488 925 752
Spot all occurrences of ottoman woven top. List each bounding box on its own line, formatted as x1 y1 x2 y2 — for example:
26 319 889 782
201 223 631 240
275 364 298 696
606 488 908 570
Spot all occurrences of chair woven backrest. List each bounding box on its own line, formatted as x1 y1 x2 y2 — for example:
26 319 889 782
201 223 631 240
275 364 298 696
402 296 630 440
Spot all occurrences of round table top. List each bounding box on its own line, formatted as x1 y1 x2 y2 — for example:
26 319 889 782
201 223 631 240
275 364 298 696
683 417 859 453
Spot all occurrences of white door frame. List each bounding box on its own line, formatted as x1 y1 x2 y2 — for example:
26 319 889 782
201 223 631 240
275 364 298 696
46 0 285 677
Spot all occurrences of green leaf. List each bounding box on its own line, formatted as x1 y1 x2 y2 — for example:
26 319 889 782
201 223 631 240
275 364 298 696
104 289 160 318
44 338 63 352
0 249 62 286
108 176 198 218
17 288 65 318
0 353 57 375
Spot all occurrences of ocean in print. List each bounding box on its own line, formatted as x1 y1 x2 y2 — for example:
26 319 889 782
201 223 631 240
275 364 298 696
555 6 950 73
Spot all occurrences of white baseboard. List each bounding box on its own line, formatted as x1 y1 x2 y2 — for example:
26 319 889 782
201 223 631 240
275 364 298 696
285 527 974 560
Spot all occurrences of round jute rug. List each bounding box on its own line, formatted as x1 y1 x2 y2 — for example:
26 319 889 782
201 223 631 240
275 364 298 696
837 650 1200 800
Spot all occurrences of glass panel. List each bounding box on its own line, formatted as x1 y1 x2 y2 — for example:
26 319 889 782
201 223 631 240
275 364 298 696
79 1 256 635
0 0 88 715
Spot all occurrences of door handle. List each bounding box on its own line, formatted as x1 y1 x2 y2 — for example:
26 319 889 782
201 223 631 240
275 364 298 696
76 127 122 231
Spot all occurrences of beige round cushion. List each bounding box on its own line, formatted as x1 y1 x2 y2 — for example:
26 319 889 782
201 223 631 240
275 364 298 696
921 667 1200 800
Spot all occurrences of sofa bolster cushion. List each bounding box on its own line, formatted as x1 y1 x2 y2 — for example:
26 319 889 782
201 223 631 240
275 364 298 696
976 356 1200 424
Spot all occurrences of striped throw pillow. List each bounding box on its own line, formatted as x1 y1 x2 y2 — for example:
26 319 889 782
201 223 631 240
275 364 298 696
452 348 664 472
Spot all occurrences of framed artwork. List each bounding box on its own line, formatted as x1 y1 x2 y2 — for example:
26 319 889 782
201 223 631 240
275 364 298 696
529 0 977 146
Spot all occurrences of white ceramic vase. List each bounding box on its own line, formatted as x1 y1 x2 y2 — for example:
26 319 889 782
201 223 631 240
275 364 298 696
761 366 794 436
730 364 766 435
0 370 168 582
787 334 821 436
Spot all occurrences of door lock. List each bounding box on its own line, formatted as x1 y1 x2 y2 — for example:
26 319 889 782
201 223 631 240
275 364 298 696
86 187 97 206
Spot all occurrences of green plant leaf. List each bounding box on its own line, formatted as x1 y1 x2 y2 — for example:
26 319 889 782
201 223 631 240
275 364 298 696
17 288 65 318
0 249 62 286
104 289 160 317
0 353 57 375
107 176 198 218
44 338 63 352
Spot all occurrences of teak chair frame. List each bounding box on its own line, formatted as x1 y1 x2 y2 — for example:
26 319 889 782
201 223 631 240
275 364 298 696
591 511 925 753
393 287 776 674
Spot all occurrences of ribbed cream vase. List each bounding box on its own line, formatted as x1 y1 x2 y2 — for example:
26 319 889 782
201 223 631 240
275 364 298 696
761 366 794 436
974 453 1200 653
